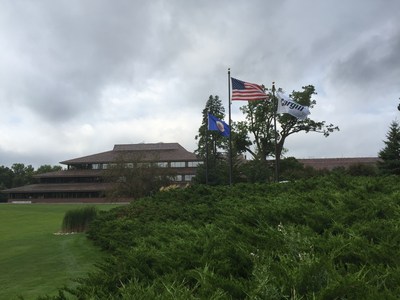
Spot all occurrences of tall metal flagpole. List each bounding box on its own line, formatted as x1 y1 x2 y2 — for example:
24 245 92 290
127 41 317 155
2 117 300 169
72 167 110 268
205 114 209 185
228 68 233 185
272 82 279 182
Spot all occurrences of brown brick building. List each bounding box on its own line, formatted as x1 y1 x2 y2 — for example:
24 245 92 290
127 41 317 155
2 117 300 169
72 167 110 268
3 143 202 203
2 144 381 203
297 157 380 170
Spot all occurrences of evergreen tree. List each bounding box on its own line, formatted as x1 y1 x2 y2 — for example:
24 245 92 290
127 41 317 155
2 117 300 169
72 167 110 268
378 120 400 175
195 95 230 184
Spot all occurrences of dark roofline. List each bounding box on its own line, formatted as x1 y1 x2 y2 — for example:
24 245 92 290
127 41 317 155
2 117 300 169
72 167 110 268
60 150 115 165
34 169 104 179
60 143 199 165
297 157 381 170
113 143 182 151
2 183 113 193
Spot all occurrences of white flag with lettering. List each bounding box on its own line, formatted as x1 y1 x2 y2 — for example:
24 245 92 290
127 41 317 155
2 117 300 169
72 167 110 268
276 91 310 120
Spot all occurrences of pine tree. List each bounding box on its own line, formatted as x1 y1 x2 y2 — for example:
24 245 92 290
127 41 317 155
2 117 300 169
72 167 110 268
194 95 230 184
195 95 227 159
378 120 400 175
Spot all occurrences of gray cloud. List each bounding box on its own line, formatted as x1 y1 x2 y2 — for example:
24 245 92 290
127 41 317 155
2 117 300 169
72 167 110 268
330 28 400 88
0 1 160 122
1 0 400 167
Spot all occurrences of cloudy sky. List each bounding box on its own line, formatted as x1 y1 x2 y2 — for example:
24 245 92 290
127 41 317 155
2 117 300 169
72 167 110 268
1 0 399 168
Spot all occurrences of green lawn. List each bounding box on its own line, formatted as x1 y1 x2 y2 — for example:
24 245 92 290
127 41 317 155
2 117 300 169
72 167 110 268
0 203 124 300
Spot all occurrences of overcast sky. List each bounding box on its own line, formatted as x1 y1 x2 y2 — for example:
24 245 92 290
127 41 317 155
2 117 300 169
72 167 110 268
1 0 400 168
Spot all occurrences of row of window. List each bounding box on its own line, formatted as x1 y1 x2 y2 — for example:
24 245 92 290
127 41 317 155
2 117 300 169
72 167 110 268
174 174 196 182
91 161 202 170
117 174 196 183
9 192 104 199
40 177 101 184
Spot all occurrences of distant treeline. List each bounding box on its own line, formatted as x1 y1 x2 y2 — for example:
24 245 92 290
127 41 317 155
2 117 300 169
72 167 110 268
0 163 62 201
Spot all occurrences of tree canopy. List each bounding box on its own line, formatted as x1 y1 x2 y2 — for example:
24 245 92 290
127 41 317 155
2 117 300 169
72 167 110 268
231 84 339 182
233 85 339 164
194 95 231 185
195 86 339 183
0 163 63 202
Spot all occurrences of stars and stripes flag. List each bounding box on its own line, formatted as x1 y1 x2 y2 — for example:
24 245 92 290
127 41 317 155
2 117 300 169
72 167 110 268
231 77 268 101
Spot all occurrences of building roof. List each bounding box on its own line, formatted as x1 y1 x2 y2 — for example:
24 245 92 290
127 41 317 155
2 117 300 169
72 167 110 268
60 143 198 165
34 169 104 178
2 182 113 193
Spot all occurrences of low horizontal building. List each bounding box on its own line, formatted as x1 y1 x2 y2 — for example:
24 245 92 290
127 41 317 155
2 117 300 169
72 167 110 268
3 143 202 203
297 157 380 170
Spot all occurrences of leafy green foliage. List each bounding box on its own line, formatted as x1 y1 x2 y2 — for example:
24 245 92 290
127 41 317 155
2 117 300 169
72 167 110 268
45 175 400 299
233 85 339 164
103 153 174 199
0 163 63 202
61 206 98 233
347 163 378 176
11 163 35 187
35 164 63 174
0 165 14 202
238 99 275 160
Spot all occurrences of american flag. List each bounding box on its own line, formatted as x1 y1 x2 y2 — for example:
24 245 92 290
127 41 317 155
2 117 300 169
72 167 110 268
231 77 268 101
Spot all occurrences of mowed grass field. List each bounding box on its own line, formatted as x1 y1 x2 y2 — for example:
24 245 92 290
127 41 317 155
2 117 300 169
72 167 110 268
0 203 124 300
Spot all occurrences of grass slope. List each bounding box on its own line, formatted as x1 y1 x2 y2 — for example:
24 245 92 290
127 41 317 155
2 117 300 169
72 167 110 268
0 204 122 300
50 175 400 299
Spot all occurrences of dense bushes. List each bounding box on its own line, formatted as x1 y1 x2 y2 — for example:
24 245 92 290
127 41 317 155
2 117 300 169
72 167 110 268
44 175 400 299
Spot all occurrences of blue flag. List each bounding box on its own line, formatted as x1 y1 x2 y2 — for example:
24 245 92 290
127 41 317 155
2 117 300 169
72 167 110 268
208 113 230 137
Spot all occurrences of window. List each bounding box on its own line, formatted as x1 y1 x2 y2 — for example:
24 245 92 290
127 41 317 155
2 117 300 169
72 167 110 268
157 162 168 168
137 162 150 167
184 175 195 182
174 175 183 181
171 161 186 168
117 176 126 183
188 161 202 167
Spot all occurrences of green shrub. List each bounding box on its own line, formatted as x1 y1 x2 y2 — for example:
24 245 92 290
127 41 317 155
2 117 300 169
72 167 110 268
347 163 378 176
61 206 98 233
42 176 400 299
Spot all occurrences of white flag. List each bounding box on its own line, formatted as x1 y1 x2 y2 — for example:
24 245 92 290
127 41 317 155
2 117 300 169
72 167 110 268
276 91 310 120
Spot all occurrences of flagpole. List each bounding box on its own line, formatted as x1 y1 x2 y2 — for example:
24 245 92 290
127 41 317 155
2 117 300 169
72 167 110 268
272 82 279 182
228 68 233 185
205 114 209 185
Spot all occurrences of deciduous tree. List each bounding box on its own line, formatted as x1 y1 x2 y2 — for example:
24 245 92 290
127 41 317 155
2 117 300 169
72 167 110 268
11 163 35 187
35 164 63 174
103 153 174 199
233 85 339 181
